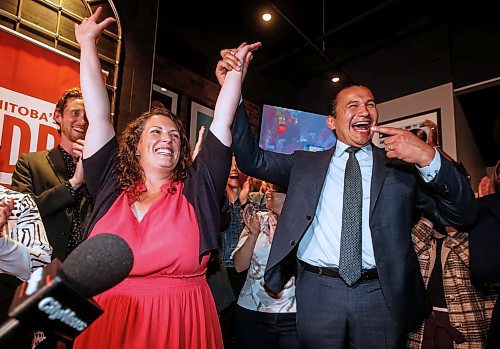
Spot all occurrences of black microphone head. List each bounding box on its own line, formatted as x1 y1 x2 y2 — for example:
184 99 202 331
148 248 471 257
59 234 134 298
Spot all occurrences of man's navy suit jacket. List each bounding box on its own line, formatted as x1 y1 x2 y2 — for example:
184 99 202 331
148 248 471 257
231 103 477 331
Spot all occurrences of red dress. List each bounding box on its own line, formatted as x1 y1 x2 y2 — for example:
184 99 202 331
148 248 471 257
74 181 223 348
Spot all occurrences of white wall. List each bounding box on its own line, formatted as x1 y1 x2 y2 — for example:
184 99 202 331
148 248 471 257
378 83 457 158
377 83 485 190
453 96 486 190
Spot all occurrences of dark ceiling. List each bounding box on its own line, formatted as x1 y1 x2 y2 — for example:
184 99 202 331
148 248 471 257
156 0 500 166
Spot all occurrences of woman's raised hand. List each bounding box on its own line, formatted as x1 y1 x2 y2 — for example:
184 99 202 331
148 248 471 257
75 7 115 46
215 42 261 86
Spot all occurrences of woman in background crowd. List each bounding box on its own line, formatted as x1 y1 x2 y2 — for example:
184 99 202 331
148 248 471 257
232 184 299 349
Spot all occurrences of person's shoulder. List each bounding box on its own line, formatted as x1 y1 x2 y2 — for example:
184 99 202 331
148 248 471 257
478 192 500 202
0 185 11 199
0 186 30 202
19 148 52 162
478 193 500 213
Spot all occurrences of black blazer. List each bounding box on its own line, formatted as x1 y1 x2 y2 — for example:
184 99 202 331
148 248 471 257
469 193 500 283
469 193 500 348
231 103 477 331
11 148 93 261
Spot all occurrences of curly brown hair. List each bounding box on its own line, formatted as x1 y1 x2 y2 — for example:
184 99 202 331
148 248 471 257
116 107 192 199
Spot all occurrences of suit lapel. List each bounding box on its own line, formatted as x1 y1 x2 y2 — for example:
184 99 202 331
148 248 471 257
313 146 336 201
47 148 69 183
369 146 391 220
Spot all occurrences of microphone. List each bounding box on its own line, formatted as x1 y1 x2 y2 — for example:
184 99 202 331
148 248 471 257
0 233 134 346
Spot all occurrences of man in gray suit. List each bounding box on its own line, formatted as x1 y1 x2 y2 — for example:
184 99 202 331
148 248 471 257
11 88 93 261
216 49 477 348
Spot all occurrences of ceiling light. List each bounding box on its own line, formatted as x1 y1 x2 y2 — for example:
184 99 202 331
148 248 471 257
331 76 340 83
262 13 272 22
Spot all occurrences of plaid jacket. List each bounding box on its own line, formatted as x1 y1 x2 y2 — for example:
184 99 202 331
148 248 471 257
407 220 497 348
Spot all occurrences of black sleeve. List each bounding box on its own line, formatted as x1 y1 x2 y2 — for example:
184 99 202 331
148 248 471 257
192 130 232 202
469 194 500 284
231 102 293 188
186 130 232 254
82 137 119 199
415 153 479 229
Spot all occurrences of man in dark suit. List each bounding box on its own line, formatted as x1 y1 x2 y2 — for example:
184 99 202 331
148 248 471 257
11 88 93 261
216 50 477 348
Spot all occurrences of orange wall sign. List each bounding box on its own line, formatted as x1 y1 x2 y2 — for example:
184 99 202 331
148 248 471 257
0 28 80 186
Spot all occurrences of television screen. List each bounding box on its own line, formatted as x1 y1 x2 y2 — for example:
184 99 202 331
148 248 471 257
259 104 336 154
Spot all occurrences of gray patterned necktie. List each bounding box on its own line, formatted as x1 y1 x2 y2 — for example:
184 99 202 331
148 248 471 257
339 147 362 286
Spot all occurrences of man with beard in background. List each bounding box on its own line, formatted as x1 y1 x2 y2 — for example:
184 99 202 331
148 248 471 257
11 88 93 262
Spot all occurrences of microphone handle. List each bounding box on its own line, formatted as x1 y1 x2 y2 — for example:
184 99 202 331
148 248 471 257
0 318 23 347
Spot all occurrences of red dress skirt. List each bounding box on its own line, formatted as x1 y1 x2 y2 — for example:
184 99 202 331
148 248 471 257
74 182 223 348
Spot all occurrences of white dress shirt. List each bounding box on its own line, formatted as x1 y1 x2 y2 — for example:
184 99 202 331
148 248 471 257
297 140 441 268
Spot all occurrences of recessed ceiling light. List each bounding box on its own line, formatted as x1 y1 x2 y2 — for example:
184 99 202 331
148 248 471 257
332 77 340 83
262 13 272 22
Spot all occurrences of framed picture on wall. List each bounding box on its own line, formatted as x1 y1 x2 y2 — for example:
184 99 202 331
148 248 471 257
152 84 180 114
373 108 442 148
189 100 214 149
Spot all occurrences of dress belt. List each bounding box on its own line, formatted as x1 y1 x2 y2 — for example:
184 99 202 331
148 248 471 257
300 261 378 281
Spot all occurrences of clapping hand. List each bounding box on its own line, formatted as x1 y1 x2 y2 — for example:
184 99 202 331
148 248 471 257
478 176 494 197
268 212 278 243
243 204 260 237
239 177 252 205
192 126 206 160
420 119 438 147
0 198 14 237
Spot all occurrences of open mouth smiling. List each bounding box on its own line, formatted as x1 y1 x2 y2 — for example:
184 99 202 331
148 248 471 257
352 121 372 133
155 147 173 156
73 127 86 133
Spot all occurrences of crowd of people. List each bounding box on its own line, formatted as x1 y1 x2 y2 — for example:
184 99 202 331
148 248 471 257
0 7 499 349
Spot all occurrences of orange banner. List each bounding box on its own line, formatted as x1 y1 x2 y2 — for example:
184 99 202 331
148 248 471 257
0 28 80 186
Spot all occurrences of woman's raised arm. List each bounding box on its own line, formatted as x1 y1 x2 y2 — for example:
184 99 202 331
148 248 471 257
210 42 260 146
75 7 116 158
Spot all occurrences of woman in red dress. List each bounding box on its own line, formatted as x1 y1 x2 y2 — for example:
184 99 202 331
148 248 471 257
73 8 260 348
